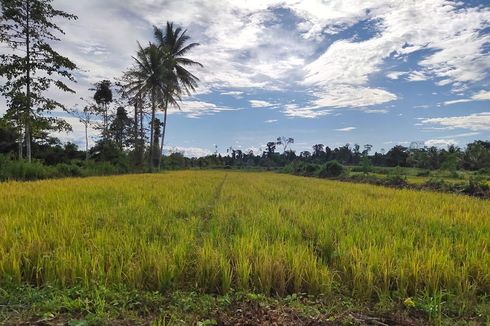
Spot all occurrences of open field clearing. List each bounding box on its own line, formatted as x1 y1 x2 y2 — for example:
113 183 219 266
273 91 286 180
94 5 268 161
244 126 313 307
0 171 489 324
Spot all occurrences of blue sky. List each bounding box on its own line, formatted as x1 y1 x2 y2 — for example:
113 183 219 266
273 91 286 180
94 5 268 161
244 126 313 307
2 0 489 157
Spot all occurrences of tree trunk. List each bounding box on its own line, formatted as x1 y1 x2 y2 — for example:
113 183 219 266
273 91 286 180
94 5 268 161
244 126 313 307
17 122 23 160
139 98 144 164
149 89 156 169
134 99 138 147
85 122 89 161
158 100 168 170
104 103 108 139
25 124 31 163
25 0 31 163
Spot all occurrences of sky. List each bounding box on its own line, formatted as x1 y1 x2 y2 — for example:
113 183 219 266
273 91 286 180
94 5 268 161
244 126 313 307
1 0 490 157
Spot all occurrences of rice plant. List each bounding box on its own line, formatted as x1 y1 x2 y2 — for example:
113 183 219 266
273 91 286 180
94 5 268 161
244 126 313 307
0 171 488 314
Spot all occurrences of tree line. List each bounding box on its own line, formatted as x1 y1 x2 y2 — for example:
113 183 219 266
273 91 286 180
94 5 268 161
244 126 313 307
154 139 490 173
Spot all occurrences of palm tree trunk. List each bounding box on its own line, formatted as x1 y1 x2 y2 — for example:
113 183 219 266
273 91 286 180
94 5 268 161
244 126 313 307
158 99 168 170
133 98 139 167
85 122 89 161
25 0 31 163
134 99 138 146
149 89 156 169
139 100 144 164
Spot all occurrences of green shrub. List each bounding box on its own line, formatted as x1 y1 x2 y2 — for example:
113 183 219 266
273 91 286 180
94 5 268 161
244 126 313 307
360 156 372 175
82 161 119 176
56 163 83 177
416 170 430 177
348 174 383 185
3 160 54 181
423 178 448 191
303 164 318 176
384 167 407 186
318 160 344 178
463 176 489 197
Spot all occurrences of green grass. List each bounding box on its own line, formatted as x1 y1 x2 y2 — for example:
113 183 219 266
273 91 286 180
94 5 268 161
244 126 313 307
0 171 489 324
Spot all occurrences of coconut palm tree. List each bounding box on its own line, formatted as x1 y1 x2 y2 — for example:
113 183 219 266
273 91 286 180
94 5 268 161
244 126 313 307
153 22 203 168
123 42 170 168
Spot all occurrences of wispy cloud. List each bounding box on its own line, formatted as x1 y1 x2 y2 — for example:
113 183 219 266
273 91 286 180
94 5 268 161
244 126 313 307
364 109 388 114
282 103 331 118
220 91 244 98
164 146 212 157
443 90 490 106
419 112 490 131
386 71 407 80
169 100 235 118
335 127 357 132
425 139 457 147
249 100 276 108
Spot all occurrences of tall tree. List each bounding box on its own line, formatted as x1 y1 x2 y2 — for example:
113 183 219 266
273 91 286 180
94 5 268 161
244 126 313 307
153 22 202 169
68 103 96 161
312 144 324 157
266 141 276 158
109 106 133 150
0 0 77 162
123 43 168 168
277 136 294 153
92 80 113 138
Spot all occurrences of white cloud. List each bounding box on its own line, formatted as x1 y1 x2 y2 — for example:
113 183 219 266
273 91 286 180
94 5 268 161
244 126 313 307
264 119 278 123
363 109 388 114
443 90 490 105
310 86 397 108
220 91 244 97
282 103 331 118
425 139 457 147
472 90 490 101
164 146 212 158
169 100 235 118
249 100 275 108
301 0 490 110
335 127 356 132
407 71 428 81
443 98 473 105
384 140 410 145
386 71 407 80
419 112 490 131
439 132 480 139
51 0 489 112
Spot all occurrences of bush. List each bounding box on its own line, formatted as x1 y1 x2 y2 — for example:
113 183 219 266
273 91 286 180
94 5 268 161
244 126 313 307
303 164 318 176
1 160 55 181
463 176 490 197
360 156 372 175
476 168 490 177
55 163 83 177
82 161 119 176
318 160 344 178
416 170 430 177
423 178 448 191
384 167 407 187
348 174 384 185
283 162 319 176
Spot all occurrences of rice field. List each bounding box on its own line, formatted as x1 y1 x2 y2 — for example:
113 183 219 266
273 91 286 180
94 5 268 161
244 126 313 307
0 171 489 321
